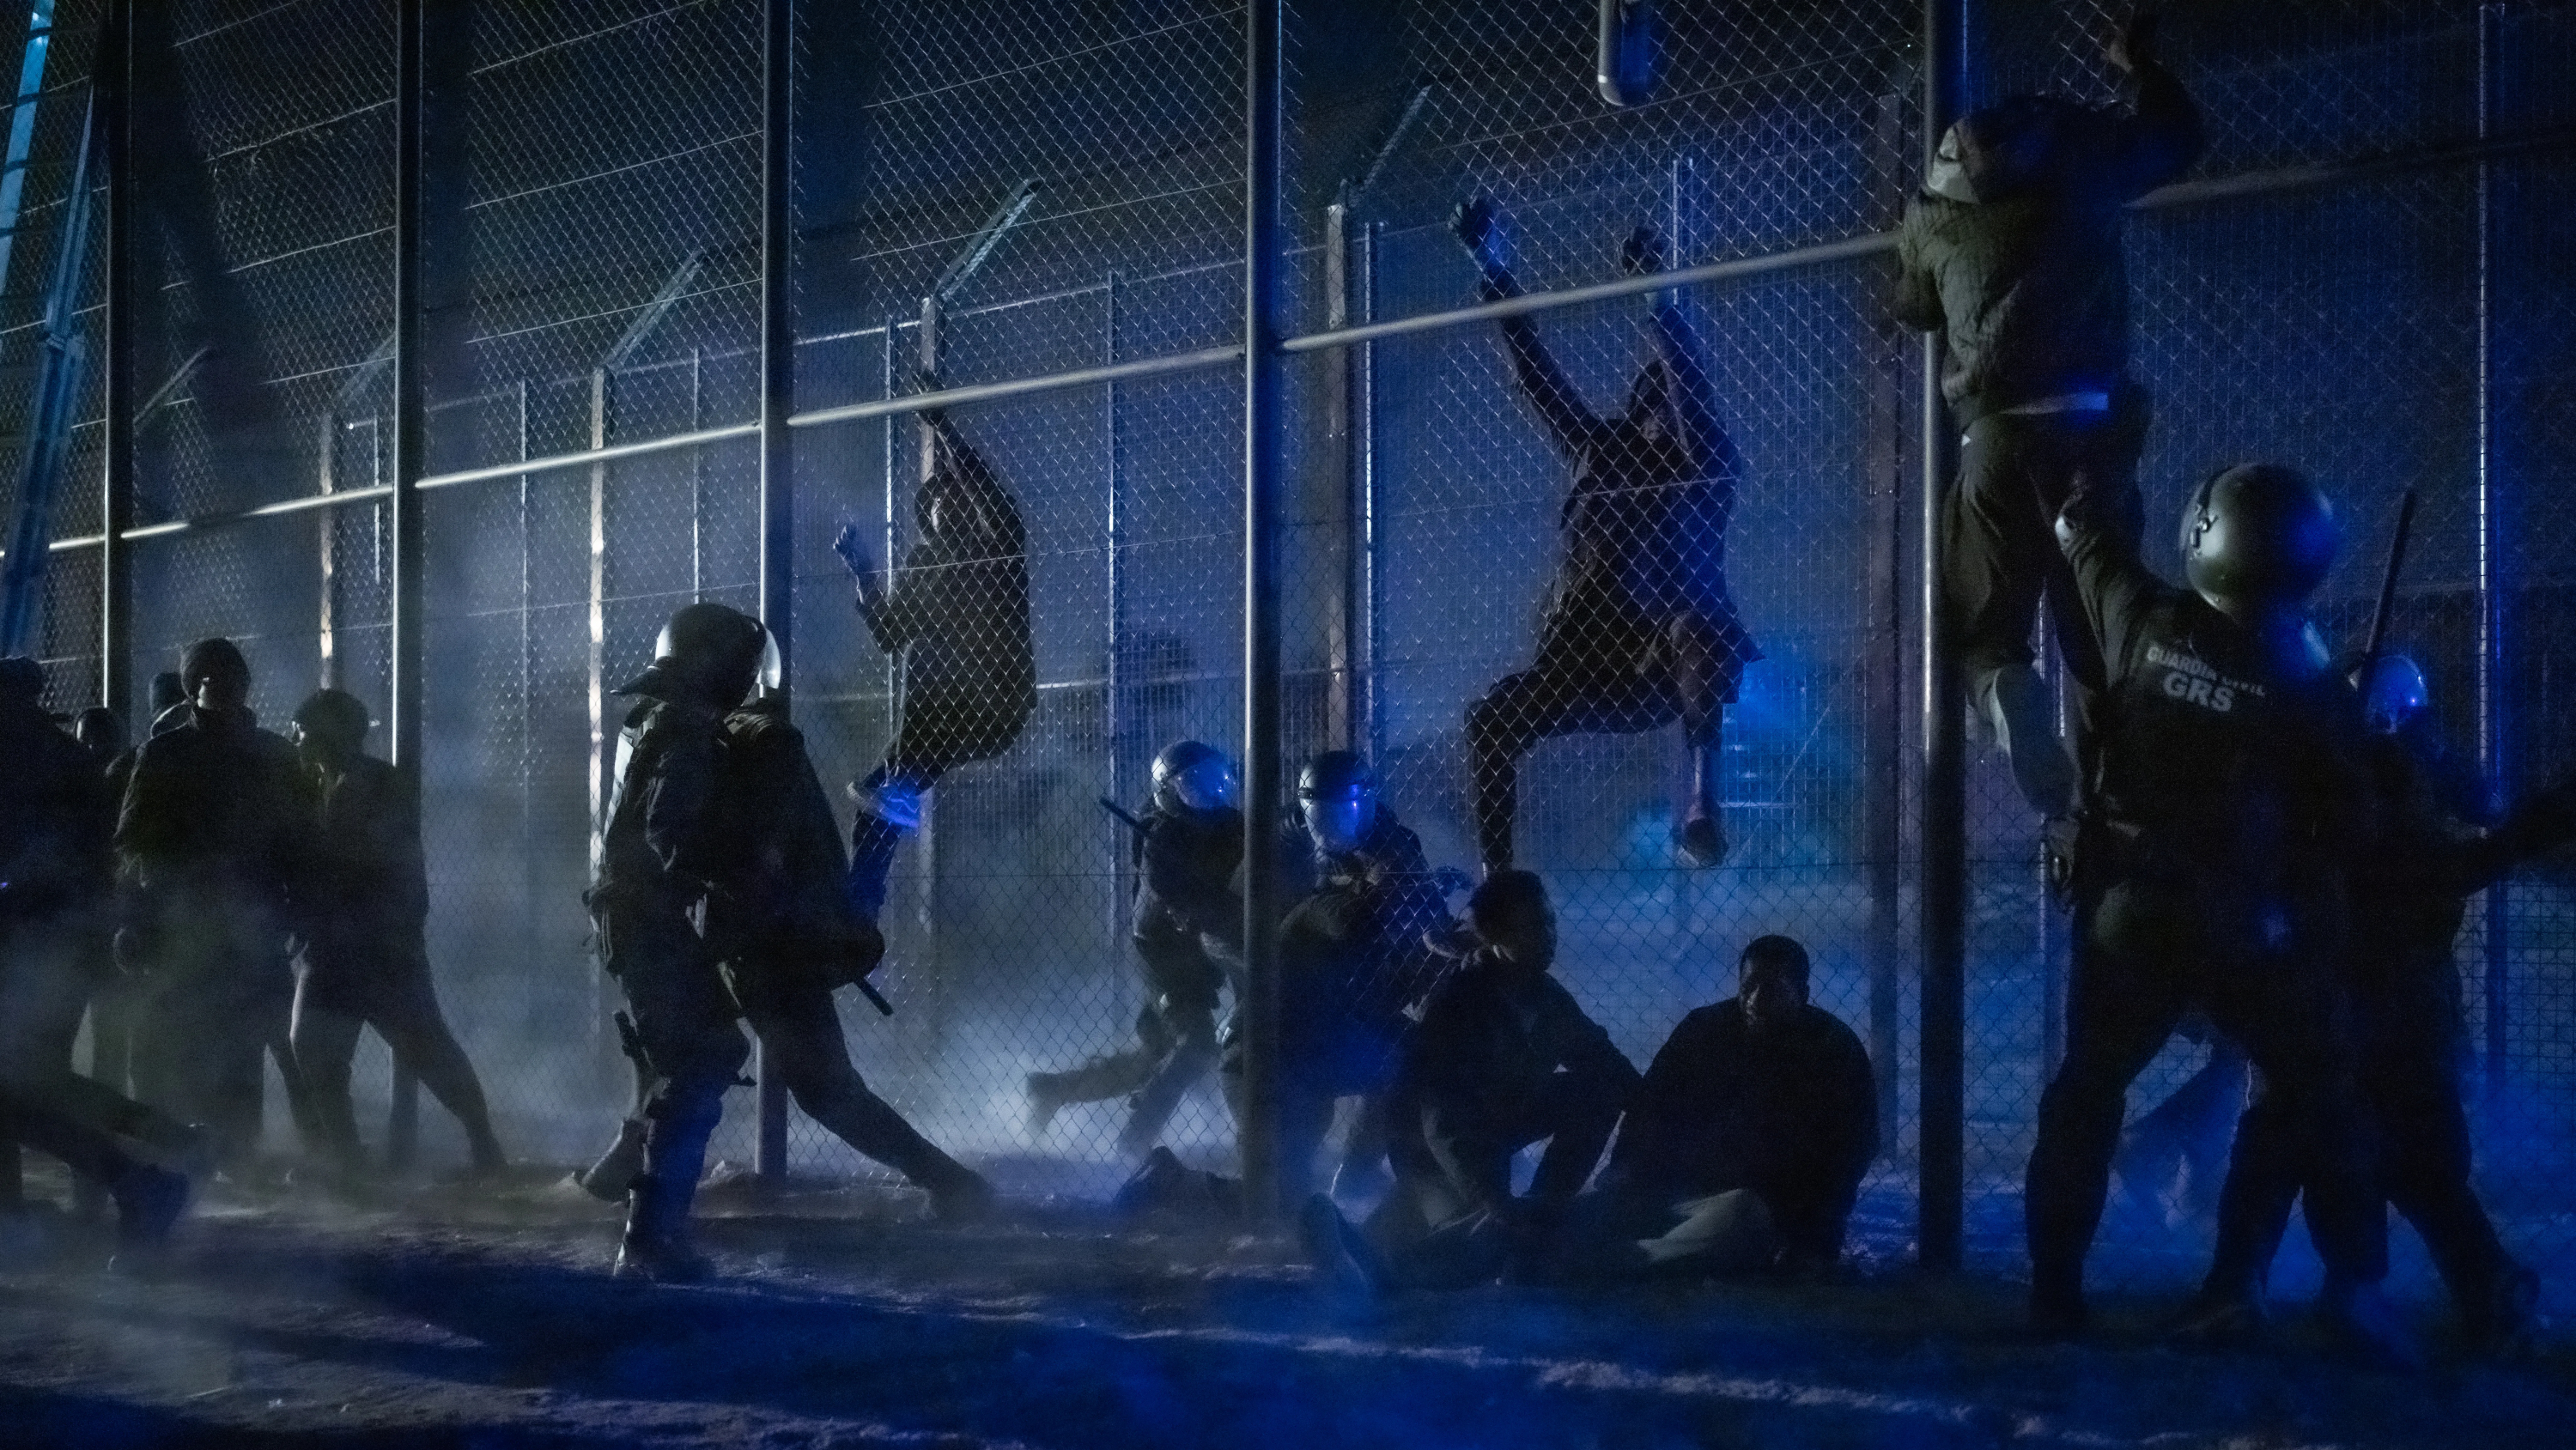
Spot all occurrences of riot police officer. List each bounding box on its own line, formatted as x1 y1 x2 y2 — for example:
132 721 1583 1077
2184 657 2575 1350
1026 741 1243 1157
285 688 506 1184
707 688 992 1219
588 604 766 1282
1243 751 1460 1209
2029 464 2409 1362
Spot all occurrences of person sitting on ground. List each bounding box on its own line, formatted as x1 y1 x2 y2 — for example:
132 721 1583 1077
1301 869 1638 1292
1598 934 1878 1270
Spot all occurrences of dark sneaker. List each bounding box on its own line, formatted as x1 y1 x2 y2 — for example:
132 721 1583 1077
1673 812 1728 869
613 1232 714 1284
1111 1147 1192 1216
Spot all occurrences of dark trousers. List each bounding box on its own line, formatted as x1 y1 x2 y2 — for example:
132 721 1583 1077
1361 1077 1631 1287
2026 868 2385 1300
598 901 749 1205
1941 395 2147 701
1039 931 1224 1154
2209 956 2506 1303
1467 609 1738 869
736 964 964 1190
3 913 198 1202
292 937 501 1172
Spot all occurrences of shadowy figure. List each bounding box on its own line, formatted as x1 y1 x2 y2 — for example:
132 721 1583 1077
1893 5 2202 816
1452 200 1757 872
835 395 1036 926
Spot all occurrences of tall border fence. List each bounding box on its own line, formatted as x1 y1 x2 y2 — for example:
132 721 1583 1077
3 0 2573 1306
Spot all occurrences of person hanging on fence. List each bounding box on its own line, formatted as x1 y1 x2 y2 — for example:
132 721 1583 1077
1024 741 1243 1160
1892 5 2203 818
0 656 194 1264
1450 198 1758 875
2026 463 2415 1367
2172 656 2576 1353
584 604 767 1283
834 390 1036 929
283 689 508 1191
113 639 323 1174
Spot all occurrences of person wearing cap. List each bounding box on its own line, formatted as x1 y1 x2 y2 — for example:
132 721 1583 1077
2027 463 2408 1364
1026 740 1244 1156
1893 6 2203 818
113 639 315 1170
586 603 769 1282
1601 934 1877 1270
285 688 506 1187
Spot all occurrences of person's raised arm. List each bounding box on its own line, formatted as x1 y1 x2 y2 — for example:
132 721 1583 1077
1452 197 1603 461
1637 225 1745 496
2055 470 2163 676
2094 9 2206 202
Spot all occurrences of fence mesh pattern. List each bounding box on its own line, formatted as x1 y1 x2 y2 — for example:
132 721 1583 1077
2 0 2573 1310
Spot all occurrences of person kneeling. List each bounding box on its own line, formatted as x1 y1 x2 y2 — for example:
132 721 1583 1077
1302 870 1639 1292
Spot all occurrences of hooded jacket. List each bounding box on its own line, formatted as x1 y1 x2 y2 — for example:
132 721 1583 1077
1893 64 2203 430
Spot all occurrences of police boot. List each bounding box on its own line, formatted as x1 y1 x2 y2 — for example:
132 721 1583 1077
2027 1264 2090 1340
923 1161 996 1224
1673 742 1728 868
1977 664 2075 817
614 1174 713 1284
577 1118 648 1203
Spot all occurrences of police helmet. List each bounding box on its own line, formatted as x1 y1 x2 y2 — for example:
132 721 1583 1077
1151 740 1236 815
641 602 775 707
2179 464 2338 622
2353 652 2429 737
1297 750 1379 853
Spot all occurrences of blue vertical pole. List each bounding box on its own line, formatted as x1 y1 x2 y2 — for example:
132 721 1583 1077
754 0 796 1182
1239 0 1286 1221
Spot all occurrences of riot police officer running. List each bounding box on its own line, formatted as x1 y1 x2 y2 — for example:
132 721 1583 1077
2028 464 2409 1363
1026 741 1243 1157
588 604 767 1282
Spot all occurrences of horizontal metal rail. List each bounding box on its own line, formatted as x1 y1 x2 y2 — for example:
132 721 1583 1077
16 120 2566 560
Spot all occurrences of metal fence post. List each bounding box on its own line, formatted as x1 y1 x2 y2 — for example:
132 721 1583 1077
1916 0 1967 1274
98 0 131 725
386 0 428 1174
1239 0 1286 1222
754 0 795 1183
2475 1 2510 1094
1106 271 1131 953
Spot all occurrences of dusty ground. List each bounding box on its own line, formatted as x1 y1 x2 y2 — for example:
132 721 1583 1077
2 1169 2573 1449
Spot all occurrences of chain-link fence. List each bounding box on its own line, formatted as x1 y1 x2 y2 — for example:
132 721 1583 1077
3 0 2573 1315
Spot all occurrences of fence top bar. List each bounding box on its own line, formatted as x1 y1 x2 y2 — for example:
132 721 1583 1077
1280 231 1899 355
39 482 398 553
789 343 1247 429
417 420 761 492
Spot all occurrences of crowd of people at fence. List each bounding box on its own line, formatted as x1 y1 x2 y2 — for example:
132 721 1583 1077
4 2 2575 1375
